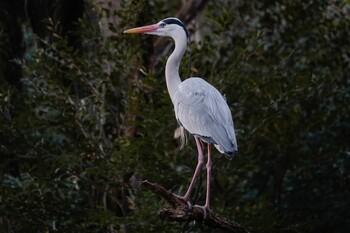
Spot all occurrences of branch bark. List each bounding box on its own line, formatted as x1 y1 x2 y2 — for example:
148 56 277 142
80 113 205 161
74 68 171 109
141 180 250 233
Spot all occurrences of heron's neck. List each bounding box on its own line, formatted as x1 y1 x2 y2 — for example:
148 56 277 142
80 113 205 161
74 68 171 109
165 34 187 103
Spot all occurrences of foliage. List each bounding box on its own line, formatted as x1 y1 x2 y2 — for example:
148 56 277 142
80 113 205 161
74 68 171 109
1 0 349 232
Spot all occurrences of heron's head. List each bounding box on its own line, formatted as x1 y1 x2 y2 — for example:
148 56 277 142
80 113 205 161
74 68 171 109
124 17 189 40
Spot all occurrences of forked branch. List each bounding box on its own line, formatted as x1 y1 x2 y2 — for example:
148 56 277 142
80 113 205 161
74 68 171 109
141 180 250 233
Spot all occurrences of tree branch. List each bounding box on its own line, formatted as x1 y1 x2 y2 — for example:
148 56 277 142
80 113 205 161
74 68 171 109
141 180 250 233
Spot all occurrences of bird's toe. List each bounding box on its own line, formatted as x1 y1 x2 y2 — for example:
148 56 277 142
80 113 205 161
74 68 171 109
194 204 211 219
173 194 193 209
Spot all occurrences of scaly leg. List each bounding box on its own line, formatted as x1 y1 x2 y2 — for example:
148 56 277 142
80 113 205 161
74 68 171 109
177 137 204 207
195 143 212 218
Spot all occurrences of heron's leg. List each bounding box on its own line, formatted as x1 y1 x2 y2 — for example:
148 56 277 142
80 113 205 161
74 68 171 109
195 143 212 218
179 137 204 205
204 144 212 214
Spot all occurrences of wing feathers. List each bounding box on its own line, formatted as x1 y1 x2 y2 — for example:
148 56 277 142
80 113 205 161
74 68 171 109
173 77 237 155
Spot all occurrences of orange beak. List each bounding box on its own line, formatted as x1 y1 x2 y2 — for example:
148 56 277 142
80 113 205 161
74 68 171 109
123 24 159 34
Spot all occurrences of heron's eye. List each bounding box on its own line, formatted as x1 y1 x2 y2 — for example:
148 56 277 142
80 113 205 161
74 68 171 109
159 22 166 28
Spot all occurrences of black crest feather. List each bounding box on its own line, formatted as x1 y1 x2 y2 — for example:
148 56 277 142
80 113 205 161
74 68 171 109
163 18 189 38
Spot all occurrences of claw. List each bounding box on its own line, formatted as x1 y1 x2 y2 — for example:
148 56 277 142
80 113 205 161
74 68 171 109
174 194 193 210
194 204 211 219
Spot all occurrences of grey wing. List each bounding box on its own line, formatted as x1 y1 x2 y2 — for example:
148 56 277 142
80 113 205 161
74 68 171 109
173 78 237 155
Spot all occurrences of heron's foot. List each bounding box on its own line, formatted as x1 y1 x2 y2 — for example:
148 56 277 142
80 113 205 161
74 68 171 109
194 204 211 219
173 194 193 210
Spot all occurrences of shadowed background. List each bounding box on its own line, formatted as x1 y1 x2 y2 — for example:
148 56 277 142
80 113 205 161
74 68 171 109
0 0 349 232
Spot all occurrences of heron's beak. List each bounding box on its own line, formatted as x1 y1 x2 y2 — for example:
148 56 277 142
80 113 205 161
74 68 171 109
124 24 159 34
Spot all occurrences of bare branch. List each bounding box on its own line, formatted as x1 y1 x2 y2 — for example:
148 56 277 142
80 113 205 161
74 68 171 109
141 180 250 233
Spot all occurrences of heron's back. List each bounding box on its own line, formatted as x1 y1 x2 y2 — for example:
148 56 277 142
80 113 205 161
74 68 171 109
173 77 237 157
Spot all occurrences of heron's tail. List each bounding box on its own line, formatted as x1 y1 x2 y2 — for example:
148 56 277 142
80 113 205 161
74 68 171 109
174 126 188 150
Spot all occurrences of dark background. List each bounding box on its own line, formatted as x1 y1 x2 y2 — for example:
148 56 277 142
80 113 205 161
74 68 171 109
1 0 349 232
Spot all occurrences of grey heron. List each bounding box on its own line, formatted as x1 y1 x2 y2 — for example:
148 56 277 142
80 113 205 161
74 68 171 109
124 17 238 217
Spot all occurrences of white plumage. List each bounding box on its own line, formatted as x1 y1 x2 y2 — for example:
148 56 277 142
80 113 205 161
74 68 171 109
174 77 237 156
